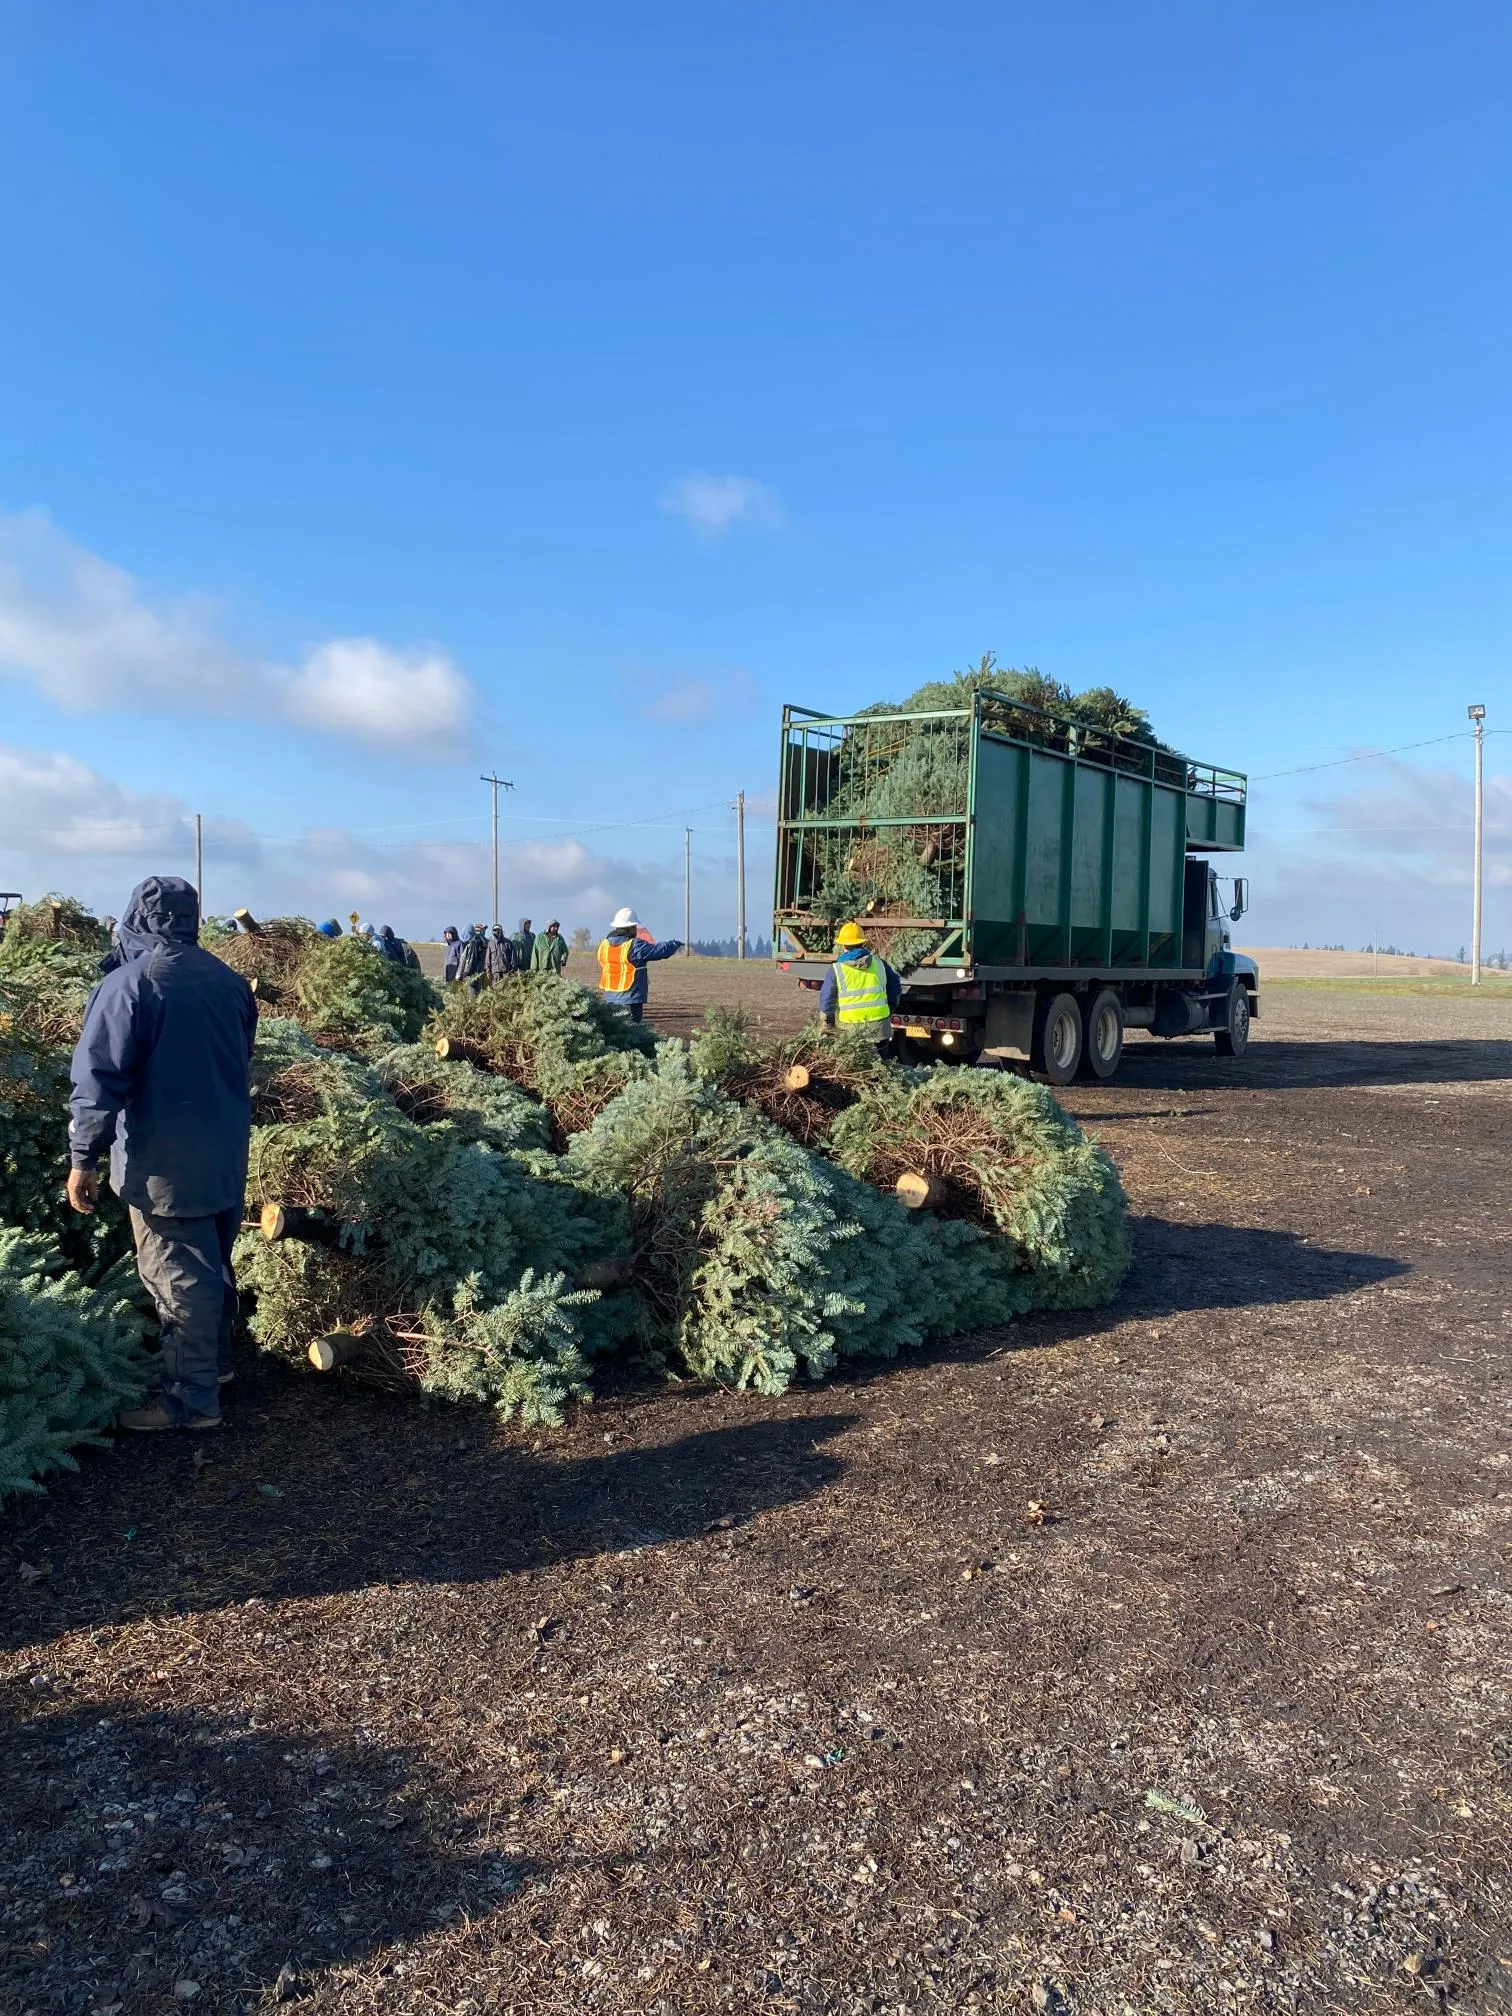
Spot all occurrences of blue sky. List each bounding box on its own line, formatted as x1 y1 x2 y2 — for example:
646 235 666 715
1 1 1508 951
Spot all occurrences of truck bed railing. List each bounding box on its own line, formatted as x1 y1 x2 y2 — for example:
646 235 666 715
775 694 1247 969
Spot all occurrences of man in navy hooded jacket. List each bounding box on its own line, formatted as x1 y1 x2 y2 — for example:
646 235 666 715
67 876 258 1431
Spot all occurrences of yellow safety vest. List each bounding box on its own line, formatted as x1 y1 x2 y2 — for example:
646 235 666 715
598 937 635 994
833 956 890 1026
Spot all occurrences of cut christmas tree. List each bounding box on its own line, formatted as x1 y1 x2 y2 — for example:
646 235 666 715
826 1066 1130 1311
688 1007 886 1144
429 972 656 1134
0 1229 152 1502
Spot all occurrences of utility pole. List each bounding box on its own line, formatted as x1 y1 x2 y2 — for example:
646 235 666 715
735 790 747 958
1469 705 1486 985
193 813 203 917
480 773 515 931
684 826 693 954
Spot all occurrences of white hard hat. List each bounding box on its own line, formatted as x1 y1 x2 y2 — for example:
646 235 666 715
610 906 639 930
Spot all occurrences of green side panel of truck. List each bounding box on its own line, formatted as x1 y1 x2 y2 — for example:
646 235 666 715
774 696 1246 973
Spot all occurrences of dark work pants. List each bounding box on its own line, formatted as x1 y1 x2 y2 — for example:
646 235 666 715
129 1206 241 1422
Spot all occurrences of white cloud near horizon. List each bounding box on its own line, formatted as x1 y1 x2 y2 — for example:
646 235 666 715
0 742 679 938
658 472 782 536
0 508 474 756
1245 756 1511 954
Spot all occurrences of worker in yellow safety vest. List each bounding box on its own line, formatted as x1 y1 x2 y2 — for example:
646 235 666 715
818 921 901 1054
597 907 683 1022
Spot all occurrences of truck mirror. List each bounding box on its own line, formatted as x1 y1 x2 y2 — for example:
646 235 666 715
1229 877 1248 922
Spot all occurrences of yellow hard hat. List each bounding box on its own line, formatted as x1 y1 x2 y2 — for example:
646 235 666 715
834 920 867 949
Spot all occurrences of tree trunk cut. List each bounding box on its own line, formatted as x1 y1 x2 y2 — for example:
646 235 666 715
895 1170 947 1211
782 1065 811 1092
309 1331 364 1372
260 1202 343 1247
434 1036 482 1064
233 908 262 935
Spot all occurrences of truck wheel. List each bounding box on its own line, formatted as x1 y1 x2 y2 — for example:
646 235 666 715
1032 990 1083 1085
1079 987 1124 1080
1214 983 1251 1057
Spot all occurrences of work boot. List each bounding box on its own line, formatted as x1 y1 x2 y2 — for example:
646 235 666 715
117 1405 222 1433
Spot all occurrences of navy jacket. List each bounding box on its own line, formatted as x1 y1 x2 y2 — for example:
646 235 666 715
69 877 258 1217
441 930 462 980
818 949 902 1021
598 929 682 1006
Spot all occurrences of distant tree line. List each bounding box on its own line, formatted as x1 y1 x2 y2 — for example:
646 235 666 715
690 936 774 960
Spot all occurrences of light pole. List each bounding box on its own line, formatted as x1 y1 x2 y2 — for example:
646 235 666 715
1469 706 1486 985
194 813 203 917
684 826 693 955
735 790 747 958
480 773 515 930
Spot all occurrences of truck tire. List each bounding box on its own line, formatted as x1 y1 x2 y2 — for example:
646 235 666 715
1079 987 1124 1080
1032 990 1083 1085
1214 982 1251 1057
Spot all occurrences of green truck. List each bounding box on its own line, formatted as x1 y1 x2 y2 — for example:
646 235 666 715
772 691 1257 1082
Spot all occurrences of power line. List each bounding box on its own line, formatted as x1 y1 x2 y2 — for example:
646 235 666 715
1251 732 1470 782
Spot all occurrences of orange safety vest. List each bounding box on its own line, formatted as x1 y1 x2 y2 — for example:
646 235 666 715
598 936 635 994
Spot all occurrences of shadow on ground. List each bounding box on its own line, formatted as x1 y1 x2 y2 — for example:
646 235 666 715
1122 1217 1408 1314
1116 1036 1512 1090
0 1694 536 2010
0 1410 854 1653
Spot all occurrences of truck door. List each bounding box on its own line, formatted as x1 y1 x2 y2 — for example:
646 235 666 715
1181 859 1209 968
1204 867 1229 974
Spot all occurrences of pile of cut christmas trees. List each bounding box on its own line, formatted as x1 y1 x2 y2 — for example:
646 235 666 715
1 894 1131 1504
794 654 1176 970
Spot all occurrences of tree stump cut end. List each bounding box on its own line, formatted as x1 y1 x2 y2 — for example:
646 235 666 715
309 1332 360 1372
895 1170 947 1211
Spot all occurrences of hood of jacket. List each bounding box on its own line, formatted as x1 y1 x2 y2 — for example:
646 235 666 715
107 876 200 968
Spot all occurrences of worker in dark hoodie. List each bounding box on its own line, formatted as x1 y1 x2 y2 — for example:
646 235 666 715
67 876 258 1432
596 906 682 1022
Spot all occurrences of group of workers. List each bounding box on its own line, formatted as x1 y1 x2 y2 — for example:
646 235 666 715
440 916 569 985
311 916 420 969
61 874 900 1438
439 907 689 1025
329 906 899 1042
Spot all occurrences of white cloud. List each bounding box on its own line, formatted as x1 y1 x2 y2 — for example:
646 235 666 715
283 639 472 746
1246 757 1512 955
0 742 678 940
658 473 782 536
0 745 259 865
0 508 475 756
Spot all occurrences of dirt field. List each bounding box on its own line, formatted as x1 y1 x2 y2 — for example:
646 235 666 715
1234 948 1504 981
3 966 1510 2015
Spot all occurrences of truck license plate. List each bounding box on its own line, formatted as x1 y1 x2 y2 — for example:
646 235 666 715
903 1025 930 1039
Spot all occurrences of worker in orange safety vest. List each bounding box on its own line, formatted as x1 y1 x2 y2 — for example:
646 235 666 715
597 907 682 1022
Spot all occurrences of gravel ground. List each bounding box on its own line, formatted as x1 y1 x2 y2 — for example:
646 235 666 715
3 973 1509 2015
